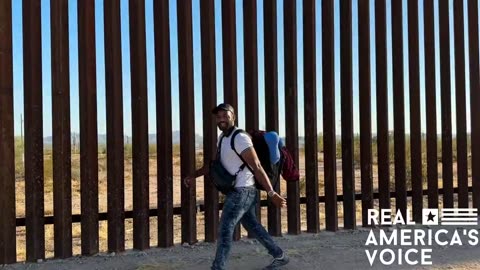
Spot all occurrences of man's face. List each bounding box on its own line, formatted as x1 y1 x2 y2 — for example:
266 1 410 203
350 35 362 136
215 110 235 131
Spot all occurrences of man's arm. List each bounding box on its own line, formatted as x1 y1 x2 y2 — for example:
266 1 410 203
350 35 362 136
194 165 209 178
240 147 286 208
184 164 210 187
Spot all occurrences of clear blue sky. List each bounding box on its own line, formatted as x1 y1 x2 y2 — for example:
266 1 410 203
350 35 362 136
11 0 476 138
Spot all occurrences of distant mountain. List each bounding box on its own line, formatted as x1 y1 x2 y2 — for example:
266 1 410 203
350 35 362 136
43 131 472 148
42 133 105 145
145 131 203 147
43 133 81 146
44 131 203 147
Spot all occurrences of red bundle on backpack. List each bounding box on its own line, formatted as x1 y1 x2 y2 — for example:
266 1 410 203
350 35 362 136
279 147 300 181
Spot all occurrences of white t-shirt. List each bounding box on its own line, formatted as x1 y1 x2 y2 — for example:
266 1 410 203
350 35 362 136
217 128 255 187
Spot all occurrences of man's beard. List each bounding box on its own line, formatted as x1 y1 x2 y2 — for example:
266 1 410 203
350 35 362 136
217 122 230 131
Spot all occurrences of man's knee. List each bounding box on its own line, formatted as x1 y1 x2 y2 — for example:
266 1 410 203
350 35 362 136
218 220 237 239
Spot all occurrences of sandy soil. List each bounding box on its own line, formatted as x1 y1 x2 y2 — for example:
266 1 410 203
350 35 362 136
4 225 480 270
11 149 473 267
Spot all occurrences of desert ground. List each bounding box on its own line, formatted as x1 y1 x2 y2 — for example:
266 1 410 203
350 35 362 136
9 144 476 269
5 225 480 270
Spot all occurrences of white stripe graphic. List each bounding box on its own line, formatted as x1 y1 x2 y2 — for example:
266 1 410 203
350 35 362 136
441 218 478 221
442 213 478 216
441 222 478 225
442 208 477 212
440 208 478 225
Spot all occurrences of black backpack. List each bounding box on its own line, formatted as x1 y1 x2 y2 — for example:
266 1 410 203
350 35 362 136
230 129 282 191
209 134 241 194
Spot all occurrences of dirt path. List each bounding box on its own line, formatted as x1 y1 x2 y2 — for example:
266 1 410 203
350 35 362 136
4 225 480 270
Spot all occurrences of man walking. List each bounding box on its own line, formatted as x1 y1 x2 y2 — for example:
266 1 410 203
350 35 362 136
184 103 289 270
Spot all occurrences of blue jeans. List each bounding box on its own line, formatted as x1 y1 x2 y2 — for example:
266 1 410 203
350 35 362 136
211 186 283 270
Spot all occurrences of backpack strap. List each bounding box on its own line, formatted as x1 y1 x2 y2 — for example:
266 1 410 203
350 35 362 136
217 130 247 176
230 129 254 174
216 134 225 160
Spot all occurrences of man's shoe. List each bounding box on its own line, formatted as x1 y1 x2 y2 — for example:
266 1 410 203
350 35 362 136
263 253 290 269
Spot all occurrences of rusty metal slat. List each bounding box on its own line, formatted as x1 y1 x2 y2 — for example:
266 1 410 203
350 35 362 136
359 0 372 227
424 0 438 208
322 0 337 232
392 0 406 217
284 0 299 193
408 0 422 223
264 0 279 131
243 0 260 239
78 0 99 255
104 0 125 252
222 0 237 110
155 0 174 248
439 0 454 208
264 0 281 237
454 0 468 208
469 0 480 209
303 0 319 233
0 0 16 263
375 0 390 211
340 0 354 230
284 0 301 235
200 0 218 243
178 0 197 245
129 0 150 250
221 0 240 240
243 0 259 132
23 0 45 261
51 0 73 258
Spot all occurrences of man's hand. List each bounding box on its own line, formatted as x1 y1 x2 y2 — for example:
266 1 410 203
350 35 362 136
183 165 209 188
184 176 195 188
270 192 287 208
